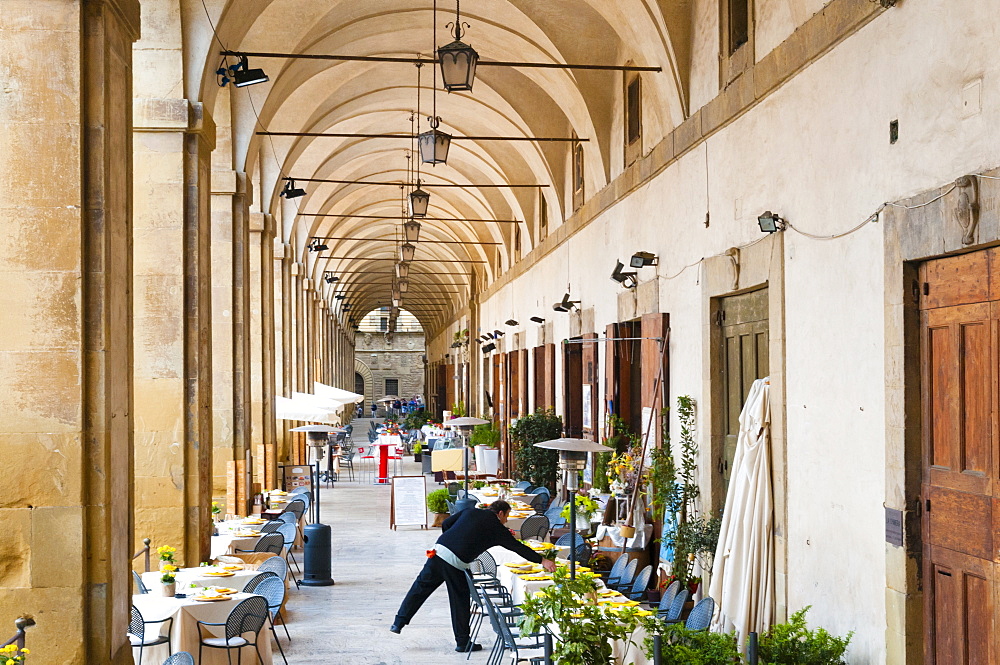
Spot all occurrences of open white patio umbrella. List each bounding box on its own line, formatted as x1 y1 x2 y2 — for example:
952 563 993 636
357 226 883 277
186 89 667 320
709 377 773 645
293 391 354 409
314 381 364 403
275 396 337 424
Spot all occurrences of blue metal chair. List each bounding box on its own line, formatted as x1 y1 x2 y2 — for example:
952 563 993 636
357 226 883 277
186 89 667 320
129 604 172 665
655 580 681 613
252 574 290 665
661 589 689 623
160 654 194 665
512 481 532 490
543 502 566 534
626 564 652 601
555 532 591 564
196 595 269 665
132 570 149 594
685 596 715 631
276 522 301 583
235 532 284 555
612 558 638 593
256 555 289 583
601 554 630 588
243 570 280 593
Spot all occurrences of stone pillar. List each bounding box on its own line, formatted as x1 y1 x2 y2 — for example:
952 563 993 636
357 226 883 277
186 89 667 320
210 169 235 494
132 97 215 566
260 216 278 490
231 174 252 479
0 0 139 661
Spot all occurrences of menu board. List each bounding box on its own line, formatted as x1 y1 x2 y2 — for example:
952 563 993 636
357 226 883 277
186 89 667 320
390 475 428 530
282 465 313 492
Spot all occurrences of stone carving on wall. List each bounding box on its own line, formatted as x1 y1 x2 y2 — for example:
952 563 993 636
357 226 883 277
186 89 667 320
724 247 741 290
953 175 979 246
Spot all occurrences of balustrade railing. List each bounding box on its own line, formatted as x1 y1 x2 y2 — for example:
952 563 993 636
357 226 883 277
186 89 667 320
1 617 34 650
132 537 152 572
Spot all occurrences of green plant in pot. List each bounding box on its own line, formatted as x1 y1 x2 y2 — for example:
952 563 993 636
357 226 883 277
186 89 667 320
643 622 744 665
758 607 852 665
412 441 422 461
520 565 650 665
510 408 562 491
561 494 599 531
426 488 450 526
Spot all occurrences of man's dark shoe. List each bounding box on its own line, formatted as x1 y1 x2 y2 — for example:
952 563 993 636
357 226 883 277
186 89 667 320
390 623 403 634
455 643 483 652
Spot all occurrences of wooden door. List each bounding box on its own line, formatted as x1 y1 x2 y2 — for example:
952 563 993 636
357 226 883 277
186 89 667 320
564 338 583 437
581 332 599 440
920 249 998 665
543 343 557 410
533 346 545 412
508 351 521 419
717 288 769 496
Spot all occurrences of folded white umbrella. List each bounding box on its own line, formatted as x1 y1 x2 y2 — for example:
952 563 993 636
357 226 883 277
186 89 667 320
314 381 365 403
709 377 774 645
275 396 337 424
292 391 353 409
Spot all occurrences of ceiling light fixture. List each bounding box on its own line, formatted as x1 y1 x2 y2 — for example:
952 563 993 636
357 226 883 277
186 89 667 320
530 316 545 324
629 251 658 268
610 260 638 288
220 55 269 88
552 293 580 312
758 211 786 233
400 243 416 263
438 0 479 92
395 262 410 279
409 186 430 217
398 278 409 294
308 239 329 252
403 219 422 244
420 10 451 165
280 179 306 199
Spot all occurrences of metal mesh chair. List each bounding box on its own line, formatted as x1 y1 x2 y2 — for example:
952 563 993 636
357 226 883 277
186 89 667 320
129 604 172 665
276 522 301 583
133 570 150 594
482 592 545 665
532 486 551 512
543 502 566 535
260 521 282 534
601 554 630 589
278 512 297 525
555 532 591 564
197 595 269 664
518 514 550 541
512 481 532 490
252 575 290 665
446 499 457 514
283 498 307 522
236 532 284 555
256 554 289 582
242 570 280 593
612 558 638 593
627 564 653 601
661 589 689 623
685 596 715 631
655 580 681 613
160 654 194 665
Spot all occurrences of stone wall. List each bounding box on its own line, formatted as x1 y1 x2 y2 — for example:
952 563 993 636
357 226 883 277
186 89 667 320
354 332 426 409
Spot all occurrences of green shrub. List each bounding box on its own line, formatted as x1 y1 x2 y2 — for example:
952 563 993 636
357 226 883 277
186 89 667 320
759 607 852 665
426 488 450 514
510 409 562 490
646 623 743 665
412 442 422 455
470 420 501 448
404 409 431 430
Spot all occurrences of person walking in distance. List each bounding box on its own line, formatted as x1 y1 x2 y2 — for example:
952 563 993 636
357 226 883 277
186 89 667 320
370 401 377 418
390 500 557 652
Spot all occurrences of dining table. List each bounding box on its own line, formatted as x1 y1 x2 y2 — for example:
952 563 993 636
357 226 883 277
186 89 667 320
131 591 273 664
486 543 653 665
210 519 267 559
374 433 403 484
142 564 262 594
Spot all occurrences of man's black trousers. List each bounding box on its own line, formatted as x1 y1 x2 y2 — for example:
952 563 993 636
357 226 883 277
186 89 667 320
394 555 472 646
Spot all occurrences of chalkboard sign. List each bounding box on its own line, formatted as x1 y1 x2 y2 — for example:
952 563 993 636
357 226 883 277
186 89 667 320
391 475 428 530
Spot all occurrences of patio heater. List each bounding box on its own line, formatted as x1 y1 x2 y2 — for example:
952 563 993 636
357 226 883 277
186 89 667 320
289 425 337 586
533 438 612 580
446 416 489 513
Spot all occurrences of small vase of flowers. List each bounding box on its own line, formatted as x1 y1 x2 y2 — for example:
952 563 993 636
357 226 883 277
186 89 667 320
157 545 177 571
160 564 178 596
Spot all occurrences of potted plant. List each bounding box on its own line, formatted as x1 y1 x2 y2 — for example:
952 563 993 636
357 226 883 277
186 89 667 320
157 544 177 571
644 622 743 664
520 566 650 665
160 564 178 596
412 441 423 462
1 643 30 663
471 420 501 476
426 488 450 527
758 607 853 664
561 493 600 532
510 409 563 490
211 501 222 522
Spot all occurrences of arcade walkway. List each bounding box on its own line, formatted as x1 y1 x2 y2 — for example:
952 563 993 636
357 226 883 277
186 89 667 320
281 420 471 664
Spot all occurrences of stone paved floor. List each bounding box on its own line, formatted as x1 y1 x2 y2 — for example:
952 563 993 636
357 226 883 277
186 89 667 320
280 418 483 664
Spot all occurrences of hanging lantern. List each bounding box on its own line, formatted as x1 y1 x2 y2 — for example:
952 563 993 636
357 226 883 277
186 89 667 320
409 187 430 217
438 38 479 92
392 297 401 308
419 117 451 165
392 285 402 301
398 278 409 294
396 261 410 279
403 219 422 244
400 243 416 263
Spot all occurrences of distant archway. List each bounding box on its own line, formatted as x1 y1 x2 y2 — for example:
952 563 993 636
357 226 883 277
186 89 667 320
355 358 375 407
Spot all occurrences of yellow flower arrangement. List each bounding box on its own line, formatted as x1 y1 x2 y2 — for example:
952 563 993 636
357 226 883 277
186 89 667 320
1 644 28 664
160 563 178 584
156 545 177 562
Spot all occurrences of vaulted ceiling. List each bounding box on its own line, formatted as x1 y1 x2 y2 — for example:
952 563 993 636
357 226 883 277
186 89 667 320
187 0 693 332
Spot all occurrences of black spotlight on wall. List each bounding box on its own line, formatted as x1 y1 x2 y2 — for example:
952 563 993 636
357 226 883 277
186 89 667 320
324 274 336 284
629 251 658 268
611 260 638 288
308 239 329 252
482 342 497 353
505 319 518 326
281 179 306 199
552 293 580 313
758 211 786 233
493 330 505 338
334 294 346 300
530 316 545 324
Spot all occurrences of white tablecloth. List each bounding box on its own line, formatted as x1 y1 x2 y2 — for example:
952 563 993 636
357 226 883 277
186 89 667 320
142 566 262 593
131 592 273 664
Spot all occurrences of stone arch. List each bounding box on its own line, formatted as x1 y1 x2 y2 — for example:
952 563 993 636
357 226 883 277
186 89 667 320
355 357 375 407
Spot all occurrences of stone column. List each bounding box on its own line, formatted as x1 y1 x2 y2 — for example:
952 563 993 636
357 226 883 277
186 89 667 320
0 0 139 660
275 242 291 465
259 215 278 490
210 169 235 494
248 212 268 490
132 97 215 566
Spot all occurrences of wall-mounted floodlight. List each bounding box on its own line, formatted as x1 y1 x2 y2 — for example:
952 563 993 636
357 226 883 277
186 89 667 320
552 293 580 312
493 330 505 338
629 251 658 268
505 319 518 326
231 56 269 88
482 342 497 353
610 261 638 288
530 316 545 324
308 239 329 252
280 179 306 199
758 211 786 233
